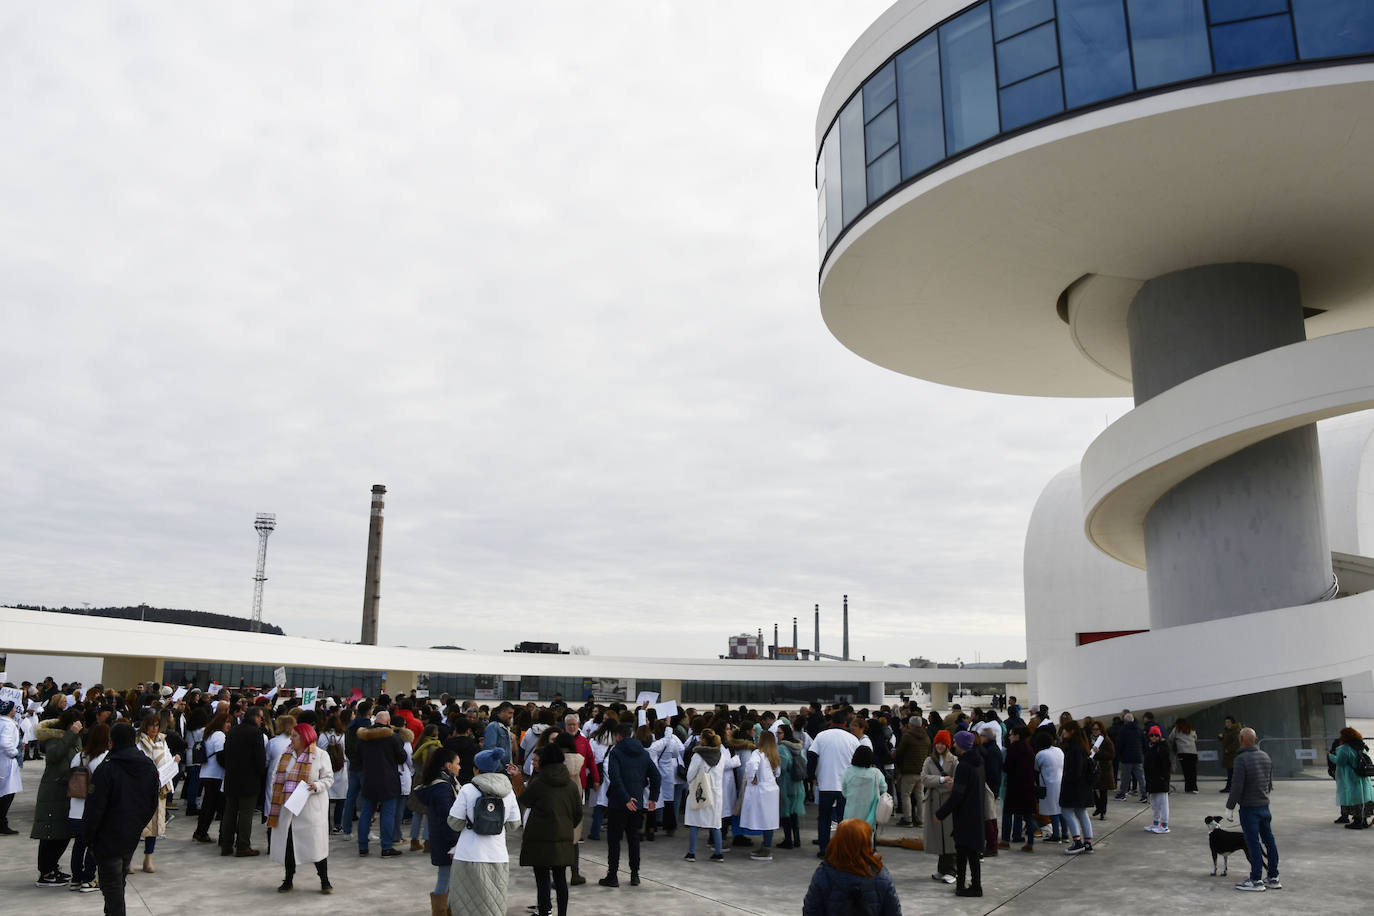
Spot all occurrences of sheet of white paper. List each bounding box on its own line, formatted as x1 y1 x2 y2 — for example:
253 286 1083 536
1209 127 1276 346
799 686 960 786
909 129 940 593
170 687 188 702
207 683 222 696
283 780 311 816
157 756 179 787
273 667 287 688
635 691 659 706
653 700 678 719
637 710 647 726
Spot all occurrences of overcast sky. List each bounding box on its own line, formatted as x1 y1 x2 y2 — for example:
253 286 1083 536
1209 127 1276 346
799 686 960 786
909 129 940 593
2 3 1130 665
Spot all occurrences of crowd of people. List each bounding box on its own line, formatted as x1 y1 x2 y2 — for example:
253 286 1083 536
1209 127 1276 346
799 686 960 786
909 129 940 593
1 676 1371 912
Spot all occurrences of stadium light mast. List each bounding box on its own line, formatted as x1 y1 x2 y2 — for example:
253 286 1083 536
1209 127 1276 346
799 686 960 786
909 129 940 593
251 513 276 633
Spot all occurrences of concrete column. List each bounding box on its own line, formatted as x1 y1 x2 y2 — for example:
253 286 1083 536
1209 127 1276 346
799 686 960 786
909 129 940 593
1127 264 1332 628
868 681 885 705
658 679 682 703
384 669 418 696
101 656 164 690
928 682 950 709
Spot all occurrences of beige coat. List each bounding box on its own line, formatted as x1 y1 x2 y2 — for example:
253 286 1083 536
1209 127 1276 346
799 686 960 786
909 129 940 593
137 733 172 840
920 752 957 856
268 750 335 866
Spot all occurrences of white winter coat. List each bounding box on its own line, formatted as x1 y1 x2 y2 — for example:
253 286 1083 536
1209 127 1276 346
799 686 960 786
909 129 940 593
738 753 780 832
590 736 614 807
0 715 22 797
268 750 334 866
718 746 741 818
648 733 684 804
683 750 727 829
1035 746 1065 817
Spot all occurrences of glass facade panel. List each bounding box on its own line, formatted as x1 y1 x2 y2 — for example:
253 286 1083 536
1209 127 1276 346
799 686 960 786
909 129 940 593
1126 0 1211 89
822 129 842 247
863 62 898 117
992 0 1056 40
867 145 901 202
839 96 867 226
1211 14 1297 71
1058 0 1135 107
1000 67 1065 129
1208 0 1289 24
1292 0 1374 59
941 5 1000 153
896 34 945 177
997 20 1061 85
865 104 899 161
681 680 869 706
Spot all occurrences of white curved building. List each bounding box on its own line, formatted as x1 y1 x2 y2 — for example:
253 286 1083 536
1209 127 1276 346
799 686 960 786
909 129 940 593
816 0 1374 739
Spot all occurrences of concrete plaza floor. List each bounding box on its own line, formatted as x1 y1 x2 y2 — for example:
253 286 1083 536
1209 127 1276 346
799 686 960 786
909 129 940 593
1 775 1368 915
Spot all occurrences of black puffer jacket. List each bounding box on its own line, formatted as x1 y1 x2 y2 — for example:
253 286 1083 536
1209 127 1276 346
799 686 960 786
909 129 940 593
1143 739 1171 793
83 747 159 860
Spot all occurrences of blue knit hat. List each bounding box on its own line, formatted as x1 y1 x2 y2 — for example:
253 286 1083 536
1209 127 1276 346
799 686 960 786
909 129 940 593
474 749 503 773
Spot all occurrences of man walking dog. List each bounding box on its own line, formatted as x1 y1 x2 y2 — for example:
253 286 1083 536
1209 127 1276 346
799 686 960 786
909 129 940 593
1226 727 1280 892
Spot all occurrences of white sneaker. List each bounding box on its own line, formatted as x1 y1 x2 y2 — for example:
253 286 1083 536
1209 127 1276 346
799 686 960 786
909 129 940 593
1144 824 1158 832
1235 878 1266 892
1156 826 1170 833
1265 877 1282 889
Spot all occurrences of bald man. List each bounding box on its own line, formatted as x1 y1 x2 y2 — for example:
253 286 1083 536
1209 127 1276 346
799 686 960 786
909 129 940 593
1226 727 1279 892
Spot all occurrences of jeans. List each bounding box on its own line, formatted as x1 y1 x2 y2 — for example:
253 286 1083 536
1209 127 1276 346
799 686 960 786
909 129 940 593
183 764 201 809
589 804 605 839
1149 792 1169 827
97 852 135 916
1120 762 1145 797
340 768 364 835
410 810 427 841
68 818 94 882
1062 807 1093 840
534 865 568 916
687 825 722 856
1006 812 1034 845
606 805 643 877
358 796 399 851
1238 806 1278 883
434 863 450 895
816 790 846 854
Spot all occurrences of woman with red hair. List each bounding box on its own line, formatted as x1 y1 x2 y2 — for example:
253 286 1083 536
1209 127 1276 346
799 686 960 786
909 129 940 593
802 818 901 915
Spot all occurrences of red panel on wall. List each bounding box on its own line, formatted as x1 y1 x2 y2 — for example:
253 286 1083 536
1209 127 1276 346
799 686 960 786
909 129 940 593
1077 629 1148 646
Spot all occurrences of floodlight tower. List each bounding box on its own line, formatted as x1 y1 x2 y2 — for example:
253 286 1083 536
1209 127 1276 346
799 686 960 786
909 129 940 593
251 513 276 633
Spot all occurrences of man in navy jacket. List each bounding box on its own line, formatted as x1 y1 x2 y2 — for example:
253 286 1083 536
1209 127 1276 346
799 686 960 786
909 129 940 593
84 723 158 916
600 722 660 888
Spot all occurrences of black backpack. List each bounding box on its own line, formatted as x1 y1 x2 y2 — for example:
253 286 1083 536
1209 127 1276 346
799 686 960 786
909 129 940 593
191 736 207 766
470 793 506 835
1358 750 1374 779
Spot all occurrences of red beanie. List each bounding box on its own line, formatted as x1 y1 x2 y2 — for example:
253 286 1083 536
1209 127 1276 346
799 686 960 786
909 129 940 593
934 729 952 748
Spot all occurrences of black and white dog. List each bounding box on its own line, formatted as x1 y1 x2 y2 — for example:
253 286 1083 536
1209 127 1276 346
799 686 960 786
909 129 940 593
1204 815 1250 876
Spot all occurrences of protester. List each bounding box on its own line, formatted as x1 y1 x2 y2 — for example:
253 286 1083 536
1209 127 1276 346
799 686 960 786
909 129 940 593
1057 719 1095 854
516 745 576 916
1328 726 1373 829
0 699 22 835
936 730 986 898
135 711 177 873
416 748 461 916
921 729 957 883
893 715 930 828
808 710 862 857
801 819 901 915
67 722 111 892
683 727 726 862
266 723 333 893
1001 725 1036 852
220 706 266 857
842 745 886 835
601 720 660 886
740 727 782 860
32 708 84 887
1088 719 1116 819
191 712 231 843
82 722 158 916
776 723 806 849
357 709 408 857
1143 724 1172 833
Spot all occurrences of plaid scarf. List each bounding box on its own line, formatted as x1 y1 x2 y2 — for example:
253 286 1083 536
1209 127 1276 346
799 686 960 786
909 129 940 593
267 750 314 828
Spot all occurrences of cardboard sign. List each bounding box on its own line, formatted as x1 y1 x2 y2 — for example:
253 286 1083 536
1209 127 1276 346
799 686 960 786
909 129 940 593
273 667 287 688
635 691 659 706
170 687 188 702
0 686 21 706
301 687 318 708
208 683 222 696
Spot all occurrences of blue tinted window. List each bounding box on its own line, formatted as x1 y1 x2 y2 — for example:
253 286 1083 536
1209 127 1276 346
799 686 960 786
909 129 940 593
1292 0 1374 59
822 128 842 246
992 0 1056 40
839 95 867 225
867 146 901 203
1000 67 1065 129
997 21 1060 85
896 34 945 177
1209 0 1288 24
1211 14 1297 71
941 5 999 153
865 104 898 160
1127 0 1212 89
864 63 897 119
1058 0 1135 106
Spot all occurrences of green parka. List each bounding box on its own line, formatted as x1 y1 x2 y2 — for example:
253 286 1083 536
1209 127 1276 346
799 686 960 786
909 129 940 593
1329 741 1374 808
30 720 81 841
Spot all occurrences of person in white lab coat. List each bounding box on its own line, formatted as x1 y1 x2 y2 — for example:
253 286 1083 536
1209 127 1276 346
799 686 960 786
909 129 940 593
0 700 23 835
739 729 782 861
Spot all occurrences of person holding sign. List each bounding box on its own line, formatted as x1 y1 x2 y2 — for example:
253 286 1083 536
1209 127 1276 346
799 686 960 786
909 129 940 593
0 699 22 835
135 712 178 874
266 723 333 893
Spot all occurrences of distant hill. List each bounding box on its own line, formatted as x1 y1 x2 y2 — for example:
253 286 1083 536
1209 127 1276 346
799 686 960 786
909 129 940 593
10 603 285 636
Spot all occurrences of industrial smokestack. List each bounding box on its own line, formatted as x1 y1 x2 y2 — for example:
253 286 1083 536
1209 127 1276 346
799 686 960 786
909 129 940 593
843 594 850 660
814 604 820 658
773 622 778 656
792 617 798 656
360 484 386 645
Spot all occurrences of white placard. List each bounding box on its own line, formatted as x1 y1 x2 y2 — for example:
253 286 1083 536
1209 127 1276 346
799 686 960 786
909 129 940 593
0 672 7 685
300 687 318 708
635 691 659 706
294 687 303 698
283 780 311 816
207 683 222 696
0 686 22 706
637 700 679 727
273 667 287 688
170 687 188 703
157 755 179 788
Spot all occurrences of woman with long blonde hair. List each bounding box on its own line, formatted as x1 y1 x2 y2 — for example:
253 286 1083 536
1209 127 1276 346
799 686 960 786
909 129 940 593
739 729 781 860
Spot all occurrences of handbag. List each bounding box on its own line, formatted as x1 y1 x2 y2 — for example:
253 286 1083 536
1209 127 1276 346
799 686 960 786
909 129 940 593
875 791 895 825
67 753 90 800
